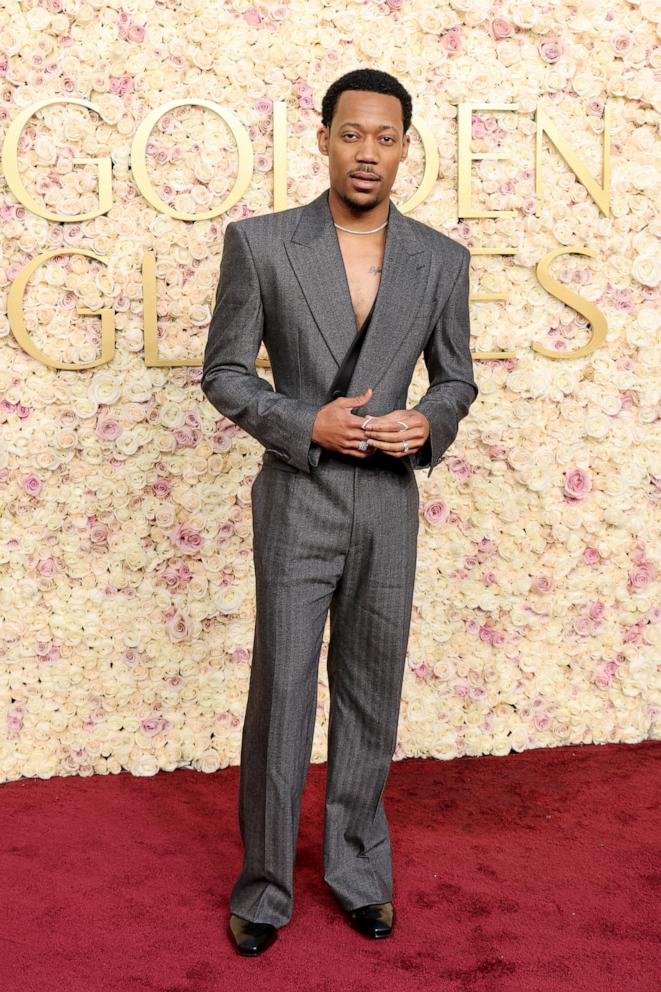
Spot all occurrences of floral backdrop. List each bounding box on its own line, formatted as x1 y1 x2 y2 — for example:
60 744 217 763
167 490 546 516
0 0 659 783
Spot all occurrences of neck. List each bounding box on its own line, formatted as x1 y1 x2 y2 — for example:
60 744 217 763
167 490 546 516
327 186 390 232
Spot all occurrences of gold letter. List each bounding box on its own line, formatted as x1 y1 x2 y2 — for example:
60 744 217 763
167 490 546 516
533 246 608 358
1 98 112 222
131 99 253 221
8 249 115 369
535 103 611 218
399 116 440 214
143 250 201 366
457 103 518 219
468 248 517 360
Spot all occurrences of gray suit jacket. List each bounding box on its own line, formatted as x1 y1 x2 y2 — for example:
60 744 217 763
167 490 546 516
201 187 478 478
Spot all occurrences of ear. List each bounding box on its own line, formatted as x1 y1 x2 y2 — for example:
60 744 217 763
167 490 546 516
317 125 329 156
401 133 411 161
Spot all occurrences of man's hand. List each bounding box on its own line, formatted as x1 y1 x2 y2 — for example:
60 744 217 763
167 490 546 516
311 387 379 458
362 407 430 458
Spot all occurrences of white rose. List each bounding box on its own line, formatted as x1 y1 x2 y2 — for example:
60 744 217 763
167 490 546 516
631 254 660 287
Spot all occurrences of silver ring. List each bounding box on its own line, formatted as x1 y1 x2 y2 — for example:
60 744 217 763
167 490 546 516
402 440 409 452
358 439 369 451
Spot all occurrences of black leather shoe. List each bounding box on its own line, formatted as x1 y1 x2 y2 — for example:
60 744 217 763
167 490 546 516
346 901 394 938
228 913 278 956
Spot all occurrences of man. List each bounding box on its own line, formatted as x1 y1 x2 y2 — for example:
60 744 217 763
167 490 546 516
201 68 478 956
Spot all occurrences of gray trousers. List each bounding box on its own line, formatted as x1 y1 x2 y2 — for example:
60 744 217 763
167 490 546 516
229 449 420 926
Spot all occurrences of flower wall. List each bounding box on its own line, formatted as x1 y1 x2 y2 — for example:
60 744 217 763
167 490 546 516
0 0 659 782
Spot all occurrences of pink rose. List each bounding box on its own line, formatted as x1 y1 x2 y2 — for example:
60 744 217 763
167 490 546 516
152 477 171 497
292 79 313 97
160 566 181 589
90 523 110 544
422 498 450 526
243 6 262 26
216 521 237 541
617 355 636 371
441 27 462 53
231 646 251 664
253 97 273 116
476 537 497 558
628 561 657 592
610 32 632 55
563 467 592 501
171 522 205 554
623 624 643 644
587 98 605 116
38 557 58 577
96 416 122 440
165 609 192 642
7 706 24 737
127 22 145 43
22 473 42 496
530 575 553 594
173 426 198 448
583 546 602 565
490 17 514 41
140 715 169 737
472 115 487 139
109 75 134 97
538 37 564 63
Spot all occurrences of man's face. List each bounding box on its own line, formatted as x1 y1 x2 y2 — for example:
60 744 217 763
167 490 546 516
317 89 410 211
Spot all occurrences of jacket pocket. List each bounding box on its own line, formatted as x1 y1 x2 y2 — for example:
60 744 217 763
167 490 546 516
262 449 300 474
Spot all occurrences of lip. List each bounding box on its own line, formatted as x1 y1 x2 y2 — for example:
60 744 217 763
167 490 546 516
349 173 381 190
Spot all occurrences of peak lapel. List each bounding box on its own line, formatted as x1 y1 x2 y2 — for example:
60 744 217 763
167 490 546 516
283 189 357 368
348 200 430 396
284 188 430 393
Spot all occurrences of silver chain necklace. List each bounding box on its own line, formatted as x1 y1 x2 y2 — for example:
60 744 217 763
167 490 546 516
334 220 388 235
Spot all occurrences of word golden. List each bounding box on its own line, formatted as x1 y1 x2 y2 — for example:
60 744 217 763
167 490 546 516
3 98 611 370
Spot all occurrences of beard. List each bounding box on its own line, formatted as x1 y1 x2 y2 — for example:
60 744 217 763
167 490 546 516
336 185 384 213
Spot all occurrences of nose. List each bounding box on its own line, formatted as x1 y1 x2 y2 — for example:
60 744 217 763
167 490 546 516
356 136 379 163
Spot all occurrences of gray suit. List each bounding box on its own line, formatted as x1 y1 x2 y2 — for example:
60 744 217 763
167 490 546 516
201 188 478 926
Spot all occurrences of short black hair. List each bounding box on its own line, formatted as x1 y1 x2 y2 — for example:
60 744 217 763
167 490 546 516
320 68 412 135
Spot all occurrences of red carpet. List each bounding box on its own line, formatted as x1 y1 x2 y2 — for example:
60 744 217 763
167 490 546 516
1 740 659 992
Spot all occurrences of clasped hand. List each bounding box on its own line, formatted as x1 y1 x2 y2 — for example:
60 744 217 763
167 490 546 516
312 386 430 460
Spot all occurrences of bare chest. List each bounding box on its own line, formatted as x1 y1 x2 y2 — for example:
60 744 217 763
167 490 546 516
337 236 385 332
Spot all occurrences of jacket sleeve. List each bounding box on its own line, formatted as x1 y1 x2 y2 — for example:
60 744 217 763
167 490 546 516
410 245 478 478
201 221 323 474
